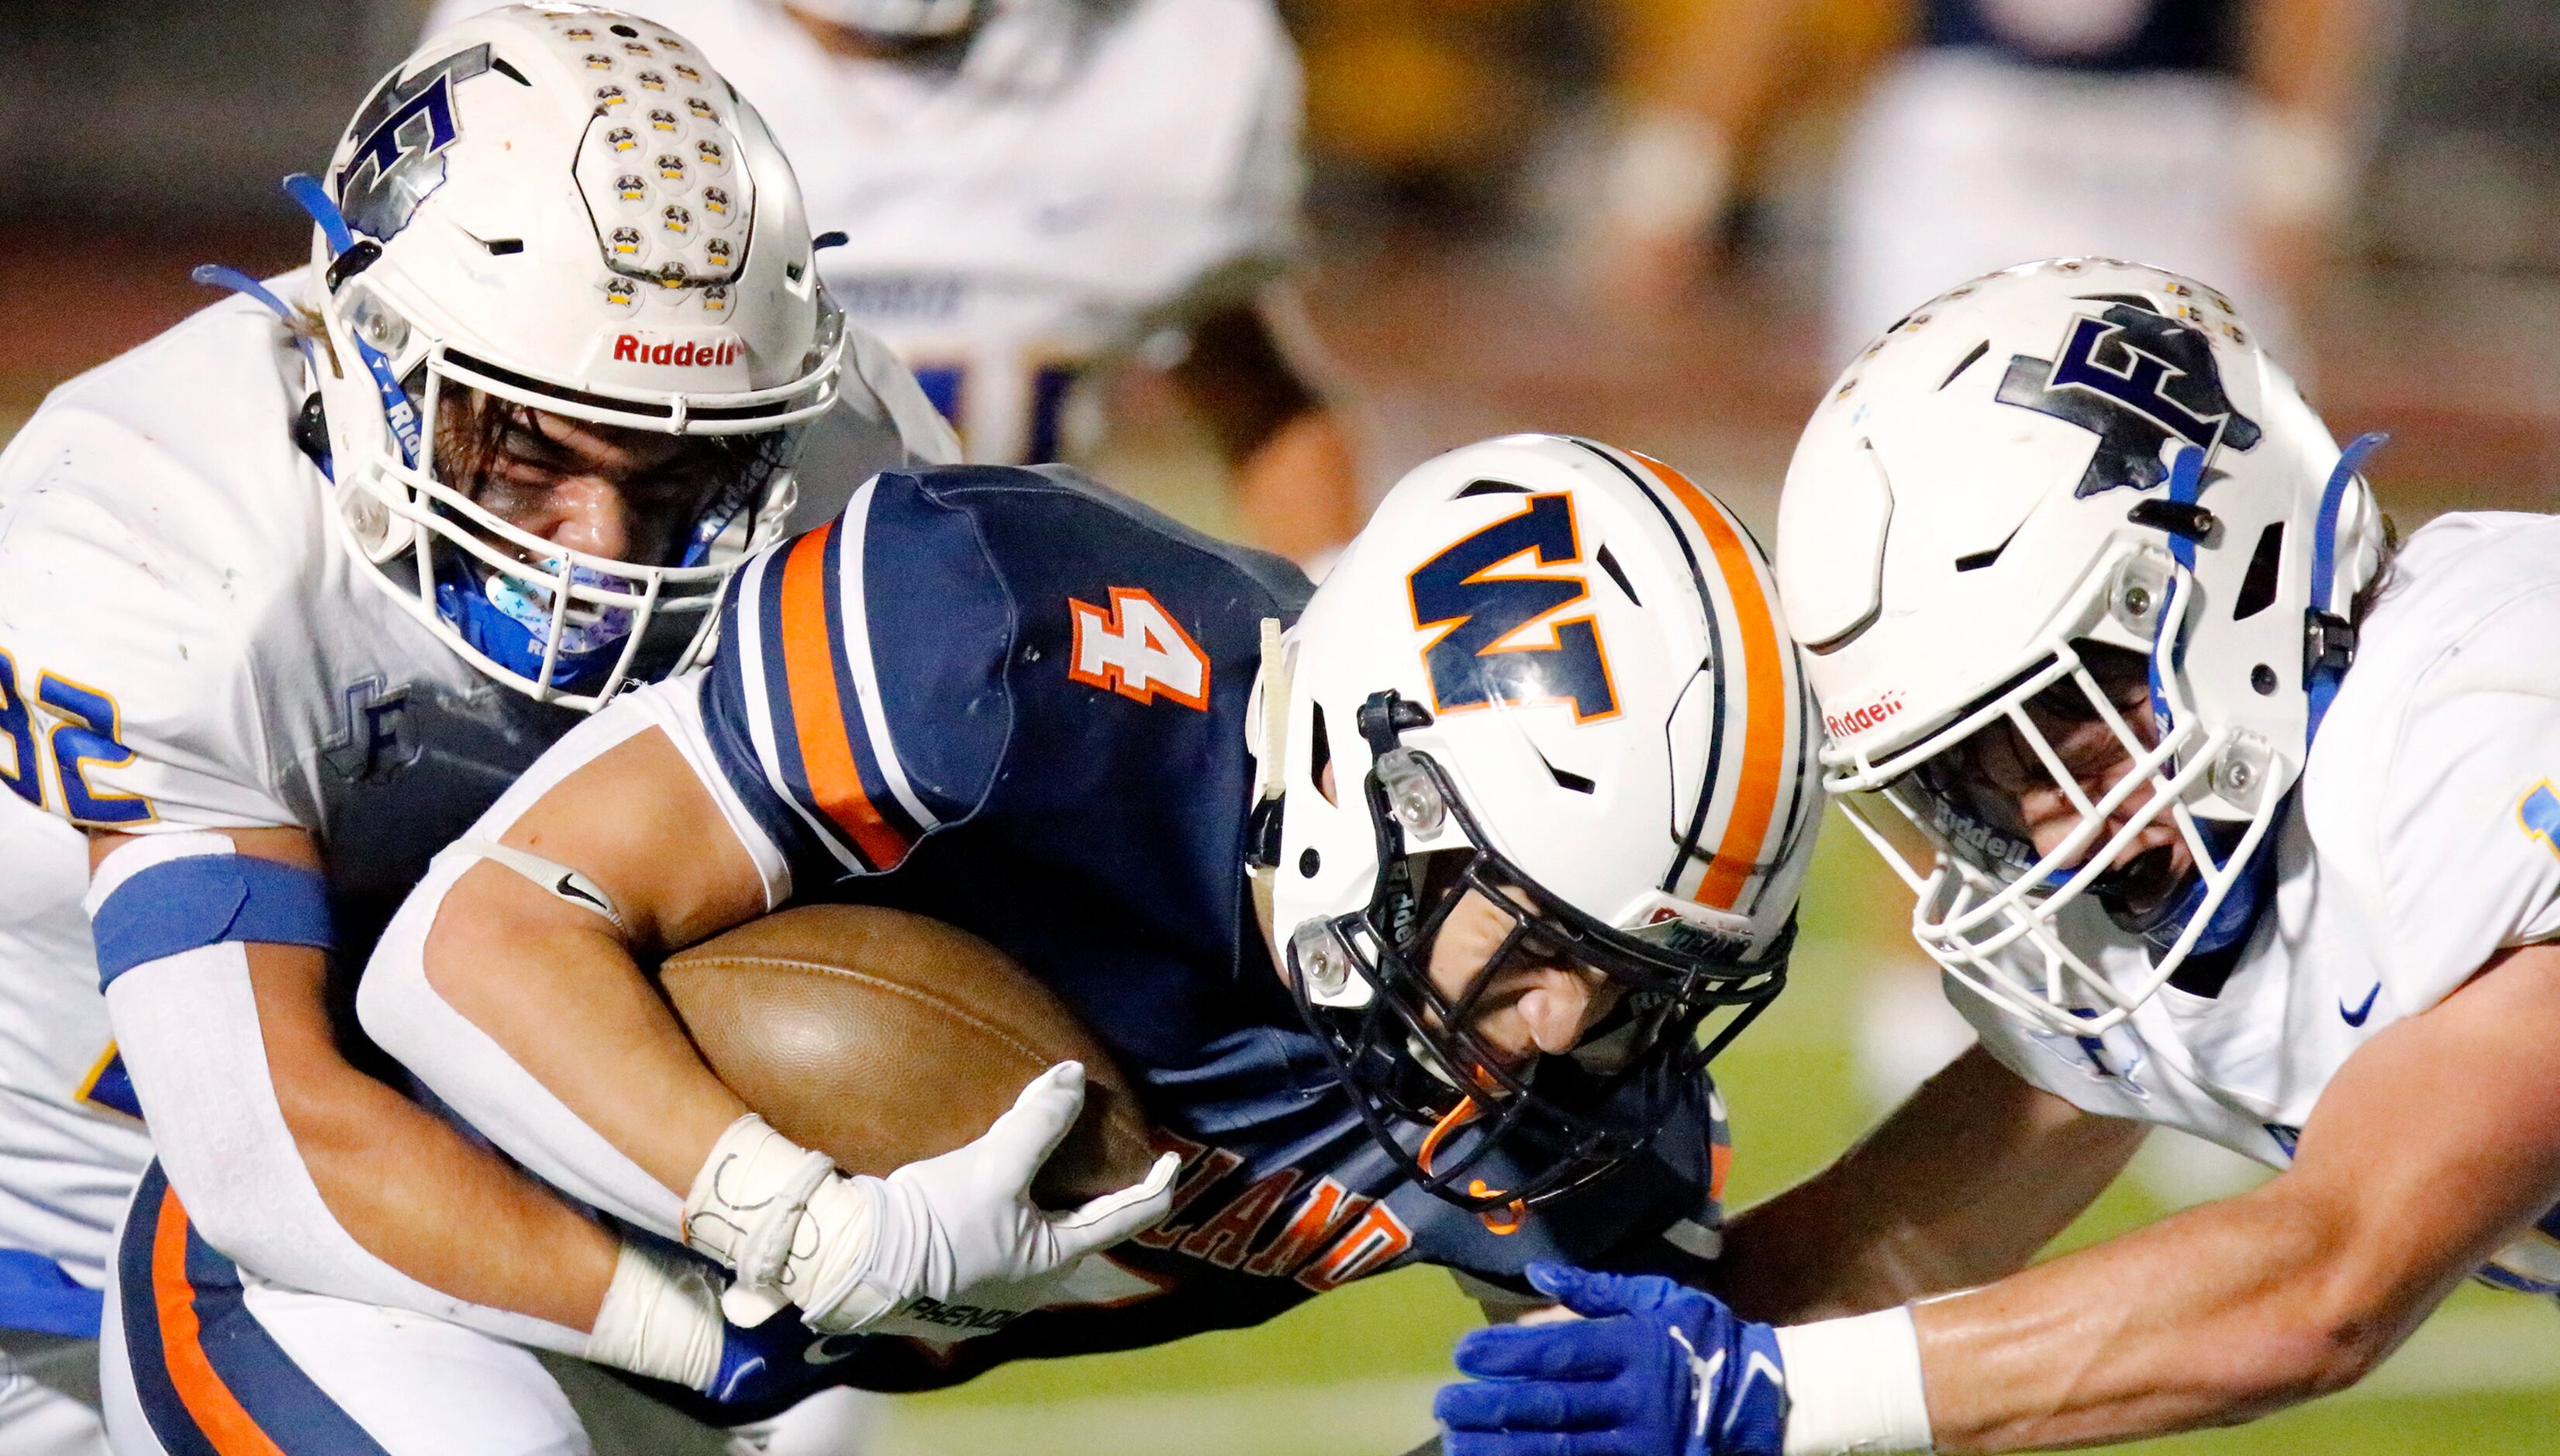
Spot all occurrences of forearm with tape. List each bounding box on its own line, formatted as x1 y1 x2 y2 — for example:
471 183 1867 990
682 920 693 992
1775 1306 1935 1456
584 1242 728 1389
87 833 588 1355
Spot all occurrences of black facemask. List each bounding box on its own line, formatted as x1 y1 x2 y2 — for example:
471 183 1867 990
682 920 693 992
1285 692 1792 1217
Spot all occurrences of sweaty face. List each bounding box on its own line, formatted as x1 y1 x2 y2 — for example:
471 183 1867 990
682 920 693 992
1935 643 2195 909
434 392 758 568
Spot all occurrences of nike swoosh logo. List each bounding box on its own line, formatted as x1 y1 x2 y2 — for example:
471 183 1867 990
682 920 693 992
2341 984 2380 1027
805 1334 865 1365
554 875 608 911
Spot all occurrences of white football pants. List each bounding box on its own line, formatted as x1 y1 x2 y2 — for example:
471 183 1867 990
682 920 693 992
98 1164 880 1456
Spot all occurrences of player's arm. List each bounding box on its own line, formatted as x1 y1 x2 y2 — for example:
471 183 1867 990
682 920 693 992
412 721 771 1200
1168 292 1358 569
1907 943 2560 1451
1581 0 1829 298
18 482 655 1360
1711 1044 2145 1323
378 711 1171 1330
86 824 619 1331
1440 950 2560 1455
367 485 1179 1336
1162 7 1358 571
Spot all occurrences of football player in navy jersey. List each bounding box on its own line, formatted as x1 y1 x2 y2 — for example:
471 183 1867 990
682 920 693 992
351 433 1820 1409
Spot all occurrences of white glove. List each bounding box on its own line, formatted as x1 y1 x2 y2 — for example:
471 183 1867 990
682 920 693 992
683 1062 1178 1336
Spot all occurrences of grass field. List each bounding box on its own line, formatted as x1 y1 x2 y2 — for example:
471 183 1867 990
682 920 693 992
876 823 2560 1454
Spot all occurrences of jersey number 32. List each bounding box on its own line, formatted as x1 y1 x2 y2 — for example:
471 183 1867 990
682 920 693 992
0 646 157 826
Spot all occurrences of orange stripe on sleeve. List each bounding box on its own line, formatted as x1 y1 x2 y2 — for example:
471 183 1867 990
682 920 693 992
775 525 909 869
1637 452 1789 912
151 1187 289 1456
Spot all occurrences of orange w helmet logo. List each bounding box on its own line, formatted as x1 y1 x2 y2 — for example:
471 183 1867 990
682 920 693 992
1406 492 1616 723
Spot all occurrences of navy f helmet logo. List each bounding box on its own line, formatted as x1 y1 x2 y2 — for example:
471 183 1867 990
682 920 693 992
1996 296 2265 498
335 44 491 242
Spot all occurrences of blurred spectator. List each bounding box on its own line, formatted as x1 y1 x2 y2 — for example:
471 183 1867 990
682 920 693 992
1583 0 2389 364
422 0 1362 568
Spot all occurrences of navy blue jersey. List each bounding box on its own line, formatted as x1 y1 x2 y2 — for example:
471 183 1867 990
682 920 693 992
1925 0 2237 73
696 465 1730 1389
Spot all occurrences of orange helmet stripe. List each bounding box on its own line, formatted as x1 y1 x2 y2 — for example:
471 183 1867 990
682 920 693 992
1636 452 1789 912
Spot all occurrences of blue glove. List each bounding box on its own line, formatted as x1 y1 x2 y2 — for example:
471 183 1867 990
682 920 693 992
1435 1262 1787 1456
703 1303 863 1409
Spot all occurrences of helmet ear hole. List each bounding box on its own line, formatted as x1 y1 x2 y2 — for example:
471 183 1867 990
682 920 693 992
1308 702 1335 806
2233 523 2284 621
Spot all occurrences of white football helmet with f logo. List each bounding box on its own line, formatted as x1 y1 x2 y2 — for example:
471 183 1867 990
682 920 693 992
1778 259 2389 1034
305 4 845 708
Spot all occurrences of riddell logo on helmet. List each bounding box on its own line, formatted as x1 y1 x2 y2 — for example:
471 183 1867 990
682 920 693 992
612 333 740 369
1825 690 1903 739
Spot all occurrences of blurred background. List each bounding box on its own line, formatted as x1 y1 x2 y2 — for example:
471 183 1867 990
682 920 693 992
7 0 2560 1451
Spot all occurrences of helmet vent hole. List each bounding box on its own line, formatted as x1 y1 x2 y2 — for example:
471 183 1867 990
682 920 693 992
1939 340 1991 391
1454 478 1529 499
1595 543 1641 606
1535 748 1595 795
1955 525 2019 574
2232 523 2283 621
490 57 532 86
1309 702 1335 806
482 238 524 256
1299 848 1321 878
609 23 640 37
2251 664 2279 695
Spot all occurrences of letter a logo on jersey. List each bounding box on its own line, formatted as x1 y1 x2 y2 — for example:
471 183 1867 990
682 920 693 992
1068 587 1212 710
1408 492 1617 723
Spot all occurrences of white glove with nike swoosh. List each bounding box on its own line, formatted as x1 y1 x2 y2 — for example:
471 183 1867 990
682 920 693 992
683 1061 1178 1336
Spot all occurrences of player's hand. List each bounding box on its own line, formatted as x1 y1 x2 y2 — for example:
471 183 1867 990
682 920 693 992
806 1061 1179 1334
1434 1261 1787 1456
701 1299 859 1410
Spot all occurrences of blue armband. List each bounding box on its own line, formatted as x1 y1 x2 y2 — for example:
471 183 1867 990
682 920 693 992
90 851 335 989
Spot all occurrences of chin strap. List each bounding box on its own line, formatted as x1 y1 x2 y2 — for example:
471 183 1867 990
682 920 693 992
281 172 423 471
2305 432 2390 745
2130 436 2386 971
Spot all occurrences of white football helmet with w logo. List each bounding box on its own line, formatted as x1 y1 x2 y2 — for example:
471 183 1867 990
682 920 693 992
1778 259 2388 1034
305 4 845 708
1253 433 1818 1212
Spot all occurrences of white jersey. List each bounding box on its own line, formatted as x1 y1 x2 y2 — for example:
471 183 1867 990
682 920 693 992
423 0 1305 466
0 274 946 1328
1832 50 2272 367
1951 512 2560 1288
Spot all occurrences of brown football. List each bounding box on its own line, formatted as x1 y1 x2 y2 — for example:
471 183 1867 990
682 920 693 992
657 904 1158 1208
